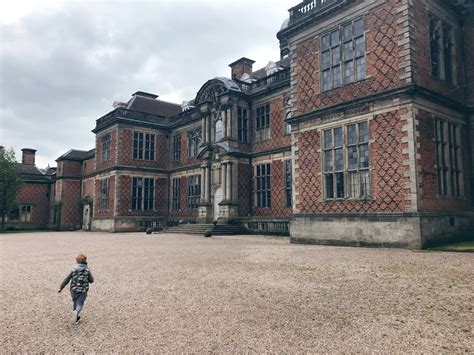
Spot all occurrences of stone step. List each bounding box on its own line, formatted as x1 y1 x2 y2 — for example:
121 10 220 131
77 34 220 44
161 223 249 236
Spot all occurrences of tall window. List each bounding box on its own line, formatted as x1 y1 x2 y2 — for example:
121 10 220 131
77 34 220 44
347 122 370 198
321 18 365 91
255 104 270 142
99 178 109 210
435 119 462 197
132 177 155 211
238 107 249 142
323 122 370 199
173 134 181 161
215 118 223 142
171 178 180 210
284 98 292 135
255 163 271 208
430 14 456 85
285 160 292 208
187 175 201 209
101 133 111 162
133 132 155 160
188 129 202 158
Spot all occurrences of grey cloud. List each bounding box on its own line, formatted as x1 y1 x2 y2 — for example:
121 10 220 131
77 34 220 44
0 0 296 167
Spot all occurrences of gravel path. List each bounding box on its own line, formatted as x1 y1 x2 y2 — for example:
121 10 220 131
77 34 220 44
1 231 473 353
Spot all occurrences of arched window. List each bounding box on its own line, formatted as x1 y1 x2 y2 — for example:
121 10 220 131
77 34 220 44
215 118 223 142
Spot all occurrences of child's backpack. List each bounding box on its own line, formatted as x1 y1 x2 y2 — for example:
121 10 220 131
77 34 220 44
71 268 91 292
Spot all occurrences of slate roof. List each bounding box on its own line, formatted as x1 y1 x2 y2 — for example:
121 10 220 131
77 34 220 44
56 149 93 162
15 163 52 182
127 95 181 117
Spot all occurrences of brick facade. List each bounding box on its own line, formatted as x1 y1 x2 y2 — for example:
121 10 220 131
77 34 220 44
21 0 470 246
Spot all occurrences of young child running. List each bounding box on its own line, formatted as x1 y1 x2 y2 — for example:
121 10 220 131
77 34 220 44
58 253 94 324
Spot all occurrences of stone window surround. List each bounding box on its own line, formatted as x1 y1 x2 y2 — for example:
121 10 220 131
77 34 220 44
133 131 156 161
99 178 109 211
187 175 201 209
172 133 181 162
101 133 111 162
320 16 366 92
255 163 272 208
171 177 180 211
131 176 155 211
434 117 463 198
320 118 372 201
187 128 202 158
255 104 271 143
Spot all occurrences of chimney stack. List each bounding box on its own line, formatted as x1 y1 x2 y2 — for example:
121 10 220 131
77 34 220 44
21 148 37 165
229 57 255 80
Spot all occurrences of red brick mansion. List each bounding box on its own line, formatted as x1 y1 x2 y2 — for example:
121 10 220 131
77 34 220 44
9 0 474 248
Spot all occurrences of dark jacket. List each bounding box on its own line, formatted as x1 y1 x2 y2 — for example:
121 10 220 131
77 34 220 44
60 262 94 293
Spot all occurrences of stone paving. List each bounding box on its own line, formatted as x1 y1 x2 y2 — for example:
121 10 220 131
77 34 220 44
0 231 472 353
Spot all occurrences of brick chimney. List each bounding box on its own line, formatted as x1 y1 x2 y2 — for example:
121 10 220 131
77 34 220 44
229 57 255 80
21 148 36 165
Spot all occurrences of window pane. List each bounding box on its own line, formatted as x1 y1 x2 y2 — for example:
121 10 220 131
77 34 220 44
335 148 343 171
331 30 340 46
360 170 370 197
359 122 369 142
355 36 365 57
322 34 330 50
322 70 331 91
336 173 345 198
324 150 333 172
324 130 333 149
359 144 369 168
332 46 341 66
344 41 354 61
334 128 343 147
322 50 331 69
348 146 358 170
344 61 354 84
347 124 357 145
354 18 364 37
343 23 353 40
356 57 366 80
325 174 334 198
333 66 341 87
349 172 360 198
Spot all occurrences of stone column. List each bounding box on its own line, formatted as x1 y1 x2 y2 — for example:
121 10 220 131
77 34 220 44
221 163 227 201
226 162 232 202
202 167 207 202
232 161 238 202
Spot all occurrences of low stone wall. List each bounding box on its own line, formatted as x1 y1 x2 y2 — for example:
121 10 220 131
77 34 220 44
290 213 474 249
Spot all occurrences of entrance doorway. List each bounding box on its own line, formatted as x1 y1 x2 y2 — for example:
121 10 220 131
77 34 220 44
213 186 222 221
82 204 92 231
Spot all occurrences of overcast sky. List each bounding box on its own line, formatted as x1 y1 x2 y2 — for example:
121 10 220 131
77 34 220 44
0 0 297 168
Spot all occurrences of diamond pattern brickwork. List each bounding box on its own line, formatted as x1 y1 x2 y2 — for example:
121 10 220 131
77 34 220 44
296 110 410 213
60 179 82 228
293 0 402 116
238 163 250 217
15 182 51 226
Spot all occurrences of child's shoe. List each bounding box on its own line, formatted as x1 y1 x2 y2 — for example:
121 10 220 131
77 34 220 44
74 316 81 325
71 310 78 324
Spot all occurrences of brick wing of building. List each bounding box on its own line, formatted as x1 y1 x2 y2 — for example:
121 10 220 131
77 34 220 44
14 0 473 248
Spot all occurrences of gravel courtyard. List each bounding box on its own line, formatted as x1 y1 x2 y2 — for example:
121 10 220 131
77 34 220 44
0 232 472 353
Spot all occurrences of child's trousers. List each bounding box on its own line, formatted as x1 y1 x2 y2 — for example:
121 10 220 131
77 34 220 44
71 291 88 314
